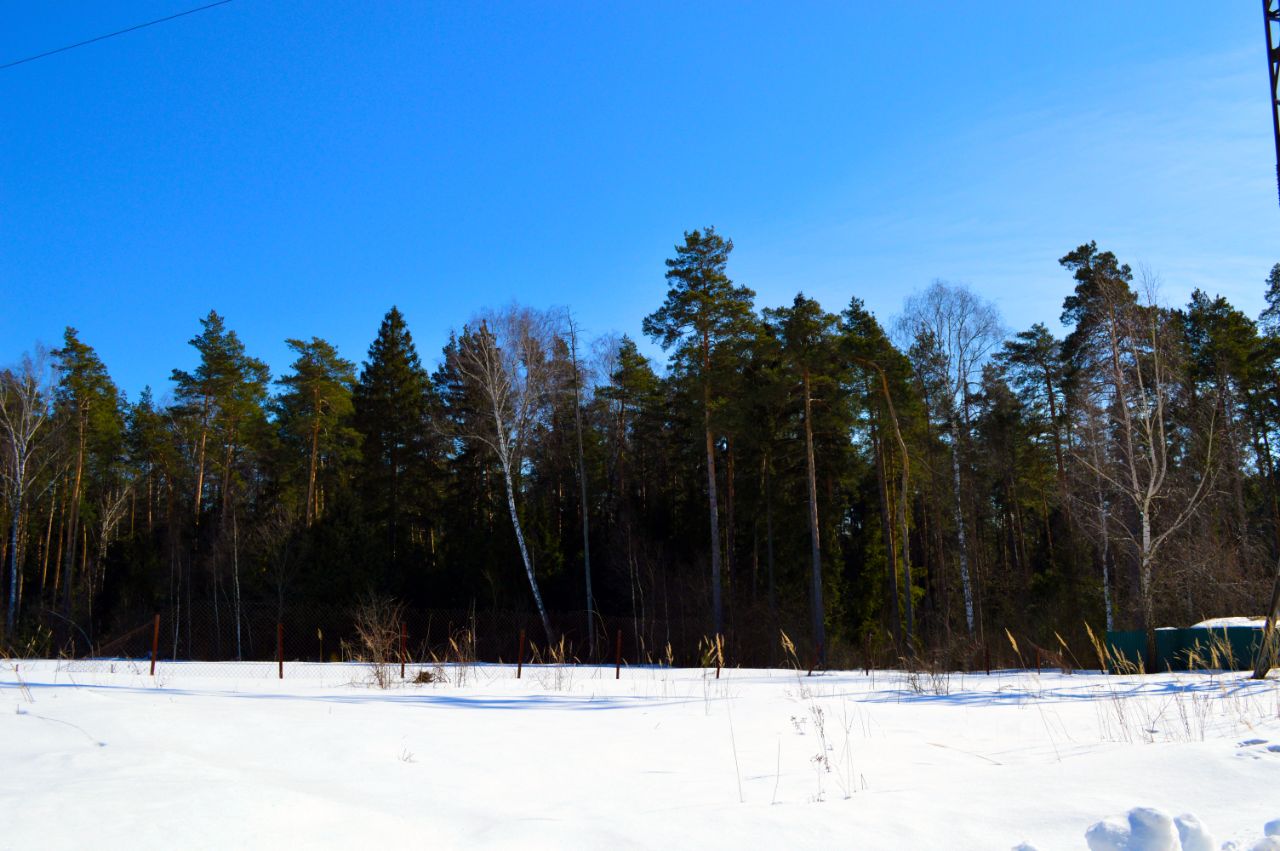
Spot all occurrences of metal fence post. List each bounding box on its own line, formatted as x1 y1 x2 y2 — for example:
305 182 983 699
516 629 525 679
615 628 622 680
277 622 284 679
149 614 161 677
400 621 407 679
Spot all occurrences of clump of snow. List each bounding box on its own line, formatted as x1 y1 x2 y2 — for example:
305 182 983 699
1086 817 1133 851
1191 617 1266 629
1129 807 1179 850
1175 813 1216 851
1085 809 1280 850
1085 807 1182 850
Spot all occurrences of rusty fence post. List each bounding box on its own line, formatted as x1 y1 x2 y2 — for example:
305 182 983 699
277 622 284 680
984 644 991 676
614 629 622 680
516 629 526 679
149 613 161 677
1035 645 1041 674
400 621 407 679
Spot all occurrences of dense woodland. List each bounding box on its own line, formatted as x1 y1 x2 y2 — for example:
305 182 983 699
4 230 1280 664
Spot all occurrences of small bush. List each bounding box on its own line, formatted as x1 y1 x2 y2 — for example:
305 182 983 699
352 596 404 689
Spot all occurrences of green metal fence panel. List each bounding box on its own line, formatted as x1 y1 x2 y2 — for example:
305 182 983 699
1104 627 1264 672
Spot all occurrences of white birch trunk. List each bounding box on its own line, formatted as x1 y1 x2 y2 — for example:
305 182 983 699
950 418 975 636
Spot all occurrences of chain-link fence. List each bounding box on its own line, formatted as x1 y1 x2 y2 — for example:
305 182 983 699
51 598 1060 676
58 598 845 674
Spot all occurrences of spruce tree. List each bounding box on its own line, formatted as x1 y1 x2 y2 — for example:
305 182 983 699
353 307 432 583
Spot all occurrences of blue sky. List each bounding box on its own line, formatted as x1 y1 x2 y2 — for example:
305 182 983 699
2 2 1277 397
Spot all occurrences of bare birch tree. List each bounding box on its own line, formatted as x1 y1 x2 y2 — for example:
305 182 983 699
0 350 56 637
898 281 1002 637
454 305 560 644
1074 272 1217 634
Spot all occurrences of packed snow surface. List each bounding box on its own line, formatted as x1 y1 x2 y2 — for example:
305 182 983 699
1191 617 1267 629
2 660 1279 849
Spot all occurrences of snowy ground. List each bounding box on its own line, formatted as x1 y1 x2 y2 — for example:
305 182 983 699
2 659 1279 849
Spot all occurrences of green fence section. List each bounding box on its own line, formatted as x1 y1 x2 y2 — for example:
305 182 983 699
1104 627 1265 672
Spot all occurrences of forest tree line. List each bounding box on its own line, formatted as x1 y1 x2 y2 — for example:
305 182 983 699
4 229 1280 663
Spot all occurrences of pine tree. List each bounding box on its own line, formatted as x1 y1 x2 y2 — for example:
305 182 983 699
765 293 841 662
51 328 123 612
643 227 755 637
276 337 357 527
171 311 270 523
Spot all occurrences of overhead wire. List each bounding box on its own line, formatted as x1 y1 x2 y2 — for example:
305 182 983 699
0 0 234 72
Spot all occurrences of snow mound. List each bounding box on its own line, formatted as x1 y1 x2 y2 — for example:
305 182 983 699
1084 809 1280 850
1191 617 1266 629
1175 813 1216 851
1246 840 1280 851
1084 807 1184 850
1086 817 1133 851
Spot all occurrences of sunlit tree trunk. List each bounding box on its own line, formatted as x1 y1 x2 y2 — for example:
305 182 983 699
802 369 826 661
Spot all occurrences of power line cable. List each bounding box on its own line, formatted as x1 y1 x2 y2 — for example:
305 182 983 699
0 0 234 72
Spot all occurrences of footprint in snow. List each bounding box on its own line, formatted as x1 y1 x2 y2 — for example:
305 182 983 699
1234 739 1280 761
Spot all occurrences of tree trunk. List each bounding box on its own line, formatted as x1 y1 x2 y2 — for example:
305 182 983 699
501 460 554 645
305 405 320 527
764 451 777 620
1044 362 1067 490
703 373 724 638
220 433 237 522
40 482 56 593
1098 492 1113 632
898 453 914 645
232 507 243 660
569 328 595 657
871 415 900 650
1252 556 1280 679
62 419 86 612
194 400 209 520
5 481 22 637
1259 425 1280 554
802 370 826 662
52 478 66 594
949 418 976 636
725 435 736 597
1139 508 1154 633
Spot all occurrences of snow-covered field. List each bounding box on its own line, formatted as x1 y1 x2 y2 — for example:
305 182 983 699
3 659 1279 849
